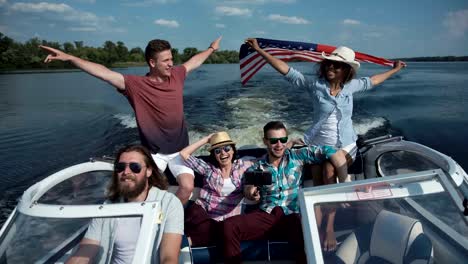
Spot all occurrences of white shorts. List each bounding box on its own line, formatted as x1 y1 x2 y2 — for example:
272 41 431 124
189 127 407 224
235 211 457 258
151 152 194 178
341 142 358 162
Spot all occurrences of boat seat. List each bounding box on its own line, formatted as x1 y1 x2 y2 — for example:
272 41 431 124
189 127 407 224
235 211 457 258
336 210 433 264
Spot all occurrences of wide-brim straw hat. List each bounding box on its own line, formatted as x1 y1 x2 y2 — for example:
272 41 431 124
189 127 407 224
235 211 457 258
321 46 360 71
208 131 236 151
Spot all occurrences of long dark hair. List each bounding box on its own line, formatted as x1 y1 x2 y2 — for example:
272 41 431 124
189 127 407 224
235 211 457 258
317 60 356 84
207 144 238 168
108 145 168 201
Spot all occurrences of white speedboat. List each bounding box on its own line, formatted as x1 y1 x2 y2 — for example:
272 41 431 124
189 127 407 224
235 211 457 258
0 135 467 263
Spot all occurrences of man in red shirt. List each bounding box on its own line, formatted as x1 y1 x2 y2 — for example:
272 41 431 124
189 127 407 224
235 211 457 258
40 37 221 204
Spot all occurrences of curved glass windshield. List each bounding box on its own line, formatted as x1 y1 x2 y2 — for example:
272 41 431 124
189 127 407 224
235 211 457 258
38 170 112 205
313 192 468 263
377 151 440 176
0 212 143 263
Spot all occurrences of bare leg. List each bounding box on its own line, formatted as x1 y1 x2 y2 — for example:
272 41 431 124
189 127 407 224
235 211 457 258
329 150 350 183
176 173 194 205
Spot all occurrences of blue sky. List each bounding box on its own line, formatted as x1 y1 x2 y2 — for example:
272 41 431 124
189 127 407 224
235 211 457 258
1 0 467 58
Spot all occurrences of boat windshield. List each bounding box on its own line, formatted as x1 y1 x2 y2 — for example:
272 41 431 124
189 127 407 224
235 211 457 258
38 170 111 205
0 212 142 263
302 172 468 263
377 150 441 176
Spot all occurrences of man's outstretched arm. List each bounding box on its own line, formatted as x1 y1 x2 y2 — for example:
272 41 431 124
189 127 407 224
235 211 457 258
182 36 221 74
40 45 125 90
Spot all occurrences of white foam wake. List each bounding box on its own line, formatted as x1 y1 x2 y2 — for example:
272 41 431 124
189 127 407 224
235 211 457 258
353 117 386 135
114 114 137 128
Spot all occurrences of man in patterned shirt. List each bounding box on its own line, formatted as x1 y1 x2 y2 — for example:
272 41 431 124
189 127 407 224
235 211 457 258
222 121 342 264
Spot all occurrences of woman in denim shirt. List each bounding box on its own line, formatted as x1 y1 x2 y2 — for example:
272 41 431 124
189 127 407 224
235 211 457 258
245 38 405 251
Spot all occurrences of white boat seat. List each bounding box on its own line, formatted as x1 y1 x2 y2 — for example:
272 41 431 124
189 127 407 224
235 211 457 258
336 210 433 264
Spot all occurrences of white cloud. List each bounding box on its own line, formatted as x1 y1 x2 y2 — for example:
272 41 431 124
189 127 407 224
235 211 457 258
9 2 123 34
74 0 96 3
220 0 295 4
267 14 309 24
253 30 266 35
272 0 296 3
215 23 226 28
0 0 7 7
11 2 73 13
216 6 252 16
154 19 180 28
122 0 176 7
444 9 468 37
343 19 361 25
68 27 97 32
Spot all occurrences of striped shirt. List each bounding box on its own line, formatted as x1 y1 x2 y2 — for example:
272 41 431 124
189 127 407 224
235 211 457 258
185 156 253 221
254 146 336 215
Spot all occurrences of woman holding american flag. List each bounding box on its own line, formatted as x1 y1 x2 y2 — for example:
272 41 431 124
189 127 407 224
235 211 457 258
244 37 405 252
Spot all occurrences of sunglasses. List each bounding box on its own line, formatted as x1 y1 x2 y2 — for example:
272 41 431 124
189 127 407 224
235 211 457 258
115 162 144 173
267 137 288 144
324 60 346 69
213 145 232 155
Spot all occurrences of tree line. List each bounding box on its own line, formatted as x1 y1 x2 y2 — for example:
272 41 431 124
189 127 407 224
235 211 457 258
0 32 240 70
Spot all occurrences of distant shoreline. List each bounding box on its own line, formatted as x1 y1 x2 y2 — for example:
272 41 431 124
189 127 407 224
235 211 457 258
1 58 467 74
392 56 468 62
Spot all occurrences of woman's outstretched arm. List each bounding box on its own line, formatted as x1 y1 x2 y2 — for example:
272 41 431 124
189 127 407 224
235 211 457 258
370 60 406 86
244 38 290 75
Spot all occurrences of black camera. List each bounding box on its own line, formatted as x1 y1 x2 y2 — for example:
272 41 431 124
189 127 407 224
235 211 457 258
244 167 272 186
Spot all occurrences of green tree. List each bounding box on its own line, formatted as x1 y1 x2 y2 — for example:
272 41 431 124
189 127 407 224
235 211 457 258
116 41 128 61
63 42 75 54
181 47 198 62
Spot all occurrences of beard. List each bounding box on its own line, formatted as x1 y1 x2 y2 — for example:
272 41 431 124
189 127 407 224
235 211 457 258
118 175 148 200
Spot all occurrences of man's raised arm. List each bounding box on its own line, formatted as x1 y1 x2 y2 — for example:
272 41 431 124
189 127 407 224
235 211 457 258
40 45 125 90
182 36 221 74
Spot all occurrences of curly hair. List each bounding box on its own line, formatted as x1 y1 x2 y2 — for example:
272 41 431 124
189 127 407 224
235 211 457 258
144 39 172 66
317 60 356 84
108 144 168 202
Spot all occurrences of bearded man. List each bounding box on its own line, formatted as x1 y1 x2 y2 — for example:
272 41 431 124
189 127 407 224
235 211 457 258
66 145 183 264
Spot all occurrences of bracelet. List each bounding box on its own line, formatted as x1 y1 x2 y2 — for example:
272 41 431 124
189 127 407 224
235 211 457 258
208 46 215 51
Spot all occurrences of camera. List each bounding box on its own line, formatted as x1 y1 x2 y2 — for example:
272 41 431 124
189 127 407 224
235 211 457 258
244 167 272 186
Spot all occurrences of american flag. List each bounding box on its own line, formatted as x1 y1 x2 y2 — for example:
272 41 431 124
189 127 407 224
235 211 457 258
239 38 396 86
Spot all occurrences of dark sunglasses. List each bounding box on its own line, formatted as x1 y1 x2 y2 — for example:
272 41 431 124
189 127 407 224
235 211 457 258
324 60 346 69
115 162 144 173
267 137 288 144
213 145 232 155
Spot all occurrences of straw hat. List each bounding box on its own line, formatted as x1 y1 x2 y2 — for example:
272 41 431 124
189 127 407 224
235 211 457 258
322 46 360 71
208 132 236 151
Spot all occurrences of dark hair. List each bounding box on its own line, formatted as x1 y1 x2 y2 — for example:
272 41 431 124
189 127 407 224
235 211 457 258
263 121 287 138
108 144 168 201
145 39 172 66
207 144 238 168
317 59 356 84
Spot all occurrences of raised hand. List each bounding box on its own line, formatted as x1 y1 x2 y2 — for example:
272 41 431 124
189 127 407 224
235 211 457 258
393 60 406 70
244 38 260 51
209 36 222 51
40 45 72 63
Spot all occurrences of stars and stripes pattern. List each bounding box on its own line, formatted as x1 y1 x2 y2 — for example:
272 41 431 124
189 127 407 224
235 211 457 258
239 38 396 86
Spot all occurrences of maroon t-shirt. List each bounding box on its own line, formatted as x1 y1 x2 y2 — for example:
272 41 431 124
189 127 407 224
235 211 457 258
122 66 189 154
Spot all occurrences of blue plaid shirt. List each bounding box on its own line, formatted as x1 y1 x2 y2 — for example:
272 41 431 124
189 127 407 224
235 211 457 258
252 146 336 215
